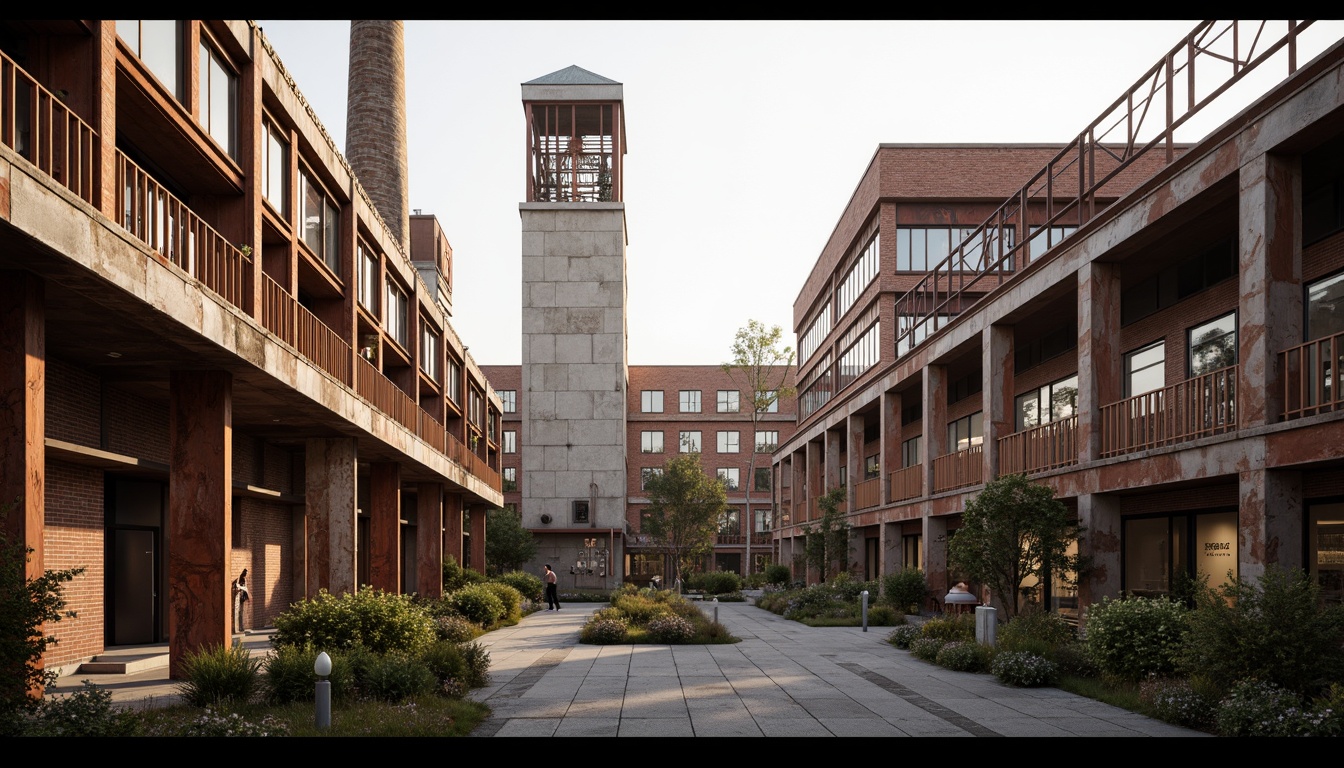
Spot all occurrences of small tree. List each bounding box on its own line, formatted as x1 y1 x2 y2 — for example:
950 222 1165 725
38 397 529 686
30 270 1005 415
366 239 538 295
642 453 727 587
946 473 1086 619
721 320 795 575
484 506 537 576
802 486 849 582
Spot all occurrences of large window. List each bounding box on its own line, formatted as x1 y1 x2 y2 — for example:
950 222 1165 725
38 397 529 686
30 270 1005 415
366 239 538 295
755 430 779 453
300 167 341 274
357 244 379 313
799 303 831 364
717 390 740 413
947 412 983 453
754 467 771 491
837 320 880 391
640 468 663 491
1026 225 1077 263
499 390 517 413
262 119 288 216
836 229 880 318
1016 375 1079 431
503 431 516 454
1124 511 1237 598
1125 341 1165 397
717 431 740 453
641 390 664 413
1308 501 1344 606
896 225 1015 273
420 326 440 379
198 37 237 159
760 390 779 413
864 454 880 480
1189 313 1237 377
386 281 408 349
1305 273 1344 407
679 390 701 413
902 436 921 468
718 508 740 536
118 20 182 99
501 467 517 492
640 431 664 454
717 468 740 491
679 431 702 453
446 357 461 405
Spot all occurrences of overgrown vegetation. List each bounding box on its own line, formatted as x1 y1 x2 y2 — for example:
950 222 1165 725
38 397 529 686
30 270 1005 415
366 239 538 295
754 575 904 627
801 487 850 581
578 585 739 644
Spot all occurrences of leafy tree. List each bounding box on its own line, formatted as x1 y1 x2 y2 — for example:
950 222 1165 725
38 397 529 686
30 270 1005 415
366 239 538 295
484 506 537 576
642 453 727 586
945 473 1086 619
721 320 796 574
802 486 849 582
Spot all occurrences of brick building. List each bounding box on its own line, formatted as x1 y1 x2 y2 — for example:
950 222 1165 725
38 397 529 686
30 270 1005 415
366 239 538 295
773 21 1344 620
0 20 501 680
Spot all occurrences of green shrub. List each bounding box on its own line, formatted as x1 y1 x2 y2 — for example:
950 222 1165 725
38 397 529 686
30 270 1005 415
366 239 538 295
881 568 928 613
886 624 923 649
582 617 629 644
1213 678 1341 737
827 573 873 601
273 586 437 655
910 637 945 662
1180 566 1344 698
419 640 480 696
446 584 506 628
745 571 768 589
647 615 695 643
443 556 487 592
1050 643 1098 678
458 641 492 689
493 570 544 602
998 610 1076 653
920 612 976 643
935 640 992 673
612 593 672 626
1139 678 1217 730
481 582 523 622
697 570 743 595
173 709 291 737
261 644 358 705
866 604 904 627
357 651 438 702
175 643 263 708
434 614 479 643
764 563 791 586
1084 595 1187 682
991 651 1059 687
18 682 138 736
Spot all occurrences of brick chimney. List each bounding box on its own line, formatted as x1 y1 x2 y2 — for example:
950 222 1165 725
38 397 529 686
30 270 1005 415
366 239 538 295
346 20 409 251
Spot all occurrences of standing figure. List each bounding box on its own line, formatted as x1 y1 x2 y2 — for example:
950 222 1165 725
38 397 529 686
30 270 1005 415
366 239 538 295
231 568 251 633
544 564 561 611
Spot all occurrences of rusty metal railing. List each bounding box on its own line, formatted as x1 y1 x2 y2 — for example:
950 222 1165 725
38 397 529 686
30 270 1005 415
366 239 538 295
999 416 1079 476
854 476 881 510
894 21 1321 360
0 48 96 204
1101 366 1237 457
1281 331 1344 420
933 445 984 493
889 465 923 503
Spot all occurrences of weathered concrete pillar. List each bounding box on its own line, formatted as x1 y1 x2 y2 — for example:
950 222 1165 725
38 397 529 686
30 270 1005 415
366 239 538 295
923 364 947 493
304 438 357 597
1078 262 1121 462
1077 492 1122 619
824 427 842 495
923 514 949 601
805 439 821 524
416 483 444 598
881 389 902 504
443 492 464 566
983 324 1014 480
1239 153 1302 428
167 370 232 679
0 273 44 582
469 504 487 574
848 413 864 513
368 461 401 593
1239 468 1304 581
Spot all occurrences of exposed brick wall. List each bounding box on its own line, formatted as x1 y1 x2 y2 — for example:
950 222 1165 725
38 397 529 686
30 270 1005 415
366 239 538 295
231 496 294 630
43 460 105 668
346 20 408 250
102 384 169 465
45 358 100 446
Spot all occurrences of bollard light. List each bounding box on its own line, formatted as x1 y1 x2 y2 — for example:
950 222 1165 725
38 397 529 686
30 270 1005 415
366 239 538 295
314 651 332 730
861 590 869 632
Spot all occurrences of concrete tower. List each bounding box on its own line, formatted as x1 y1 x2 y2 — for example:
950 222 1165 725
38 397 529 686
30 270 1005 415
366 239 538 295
519 65 628 591
346 20 409 251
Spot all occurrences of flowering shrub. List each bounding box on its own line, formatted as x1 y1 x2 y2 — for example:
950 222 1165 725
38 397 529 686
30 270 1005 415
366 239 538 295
991 651 1059 688
910 637 945 662
935 640 992 673
17 682 138 736
1214 679 1341 737
178 708 291 737
647 615 695 643
886 624 922 650
582 617 629 644
434 614 479 643
1083 595 1187 682
1139 678 1216 729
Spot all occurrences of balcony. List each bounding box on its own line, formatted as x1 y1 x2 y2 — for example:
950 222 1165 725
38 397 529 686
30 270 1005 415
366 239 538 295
1 49 97 205
889 465 923 503
933 445 983 493
714 533 773 547
999 416 1078 476
1100 366 1237 457
854 476 881 510
1282 331 1343 420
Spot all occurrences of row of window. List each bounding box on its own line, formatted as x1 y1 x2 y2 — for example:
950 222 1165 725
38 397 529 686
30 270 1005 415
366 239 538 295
638 430 779 454
638 506 775 535
638 467 773 493
639 389 779 414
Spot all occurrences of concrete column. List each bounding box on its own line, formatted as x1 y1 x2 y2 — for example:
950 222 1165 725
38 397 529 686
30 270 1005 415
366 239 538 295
0 273 44 583
468 504 487 574
304 438 357 597
924 514 949 600
825 428 842 494
1078 262 1122 462
92 21 118 218
880 520 900 577
848 413 864 513
923 364 947 493
1239 468 1304 580
1238 153 1302 428
1077 492 1122 618
791 449 806 524
443 492 464 566
983 324 1014 480
881 390 902 504
416 483 444 598
167 370 232 679
368 462 401 593
805 440 821 523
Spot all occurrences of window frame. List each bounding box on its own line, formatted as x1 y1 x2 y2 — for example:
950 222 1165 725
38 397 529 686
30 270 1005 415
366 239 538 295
261 117 289 217
299 164 341 276
385 278 409 350
717 390 740 413
640 467 663 491
641 390 664 413
717 467 740 491
197 34 238 160
640 430 664 454
679 431 702 453
419 324 440 380
502 430 517 454
1124 340 1166 398
1187 312 1237 379
499 390 517 413
679 390 701 413
754 430 779 453
717 430 740 454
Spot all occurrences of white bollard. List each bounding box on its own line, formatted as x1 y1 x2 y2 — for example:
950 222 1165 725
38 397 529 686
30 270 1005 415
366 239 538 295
861 590 869 632
975 606 997 646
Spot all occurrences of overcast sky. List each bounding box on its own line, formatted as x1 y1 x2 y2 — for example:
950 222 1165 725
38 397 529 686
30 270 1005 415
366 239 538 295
253 20 1344 367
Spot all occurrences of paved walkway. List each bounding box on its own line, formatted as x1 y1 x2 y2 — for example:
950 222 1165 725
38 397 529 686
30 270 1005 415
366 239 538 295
467 601 1208 738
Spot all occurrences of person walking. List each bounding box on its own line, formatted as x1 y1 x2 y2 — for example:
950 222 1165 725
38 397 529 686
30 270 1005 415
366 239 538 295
544 564 561 611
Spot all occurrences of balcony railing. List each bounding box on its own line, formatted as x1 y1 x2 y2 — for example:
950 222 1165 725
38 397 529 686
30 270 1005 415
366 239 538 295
999 416 1079 476
1100 366 1237 457
356 357 418 433
261 273 351 386
889 465 923 503
1282 331 1344 420
854 476 881 510
715 533 773 547
933 445 983 493
447 432 499 491
1 49 97 204
118 151 253 312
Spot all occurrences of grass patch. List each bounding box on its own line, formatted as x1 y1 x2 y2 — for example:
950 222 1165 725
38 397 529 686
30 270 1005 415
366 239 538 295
125 695 490 737
1056 675 1151 716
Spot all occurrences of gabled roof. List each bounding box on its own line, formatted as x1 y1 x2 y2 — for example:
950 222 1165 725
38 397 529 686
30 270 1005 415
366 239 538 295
524 65 620 86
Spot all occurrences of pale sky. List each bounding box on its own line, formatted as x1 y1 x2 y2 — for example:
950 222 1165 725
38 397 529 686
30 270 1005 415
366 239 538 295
253 20 1344 367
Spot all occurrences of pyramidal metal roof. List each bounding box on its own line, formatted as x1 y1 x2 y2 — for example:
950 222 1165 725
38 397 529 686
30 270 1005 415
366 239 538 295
524 65 620 86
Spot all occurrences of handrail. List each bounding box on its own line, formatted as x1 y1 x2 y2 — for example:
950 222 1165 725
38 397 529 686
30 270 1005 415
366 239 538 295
854 476 881 510
0 49 97 204
932 445 983 493
1282 331 1344 420
889 465 923 503
1100 365 1237 457
998 416 1079 476
894 21 1318 359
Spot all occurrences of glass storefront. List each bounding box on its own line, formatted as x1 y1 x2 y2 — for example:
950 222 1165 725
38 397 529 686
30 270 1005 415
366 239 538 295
1309 502 1344 605
1123 510 1237 597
